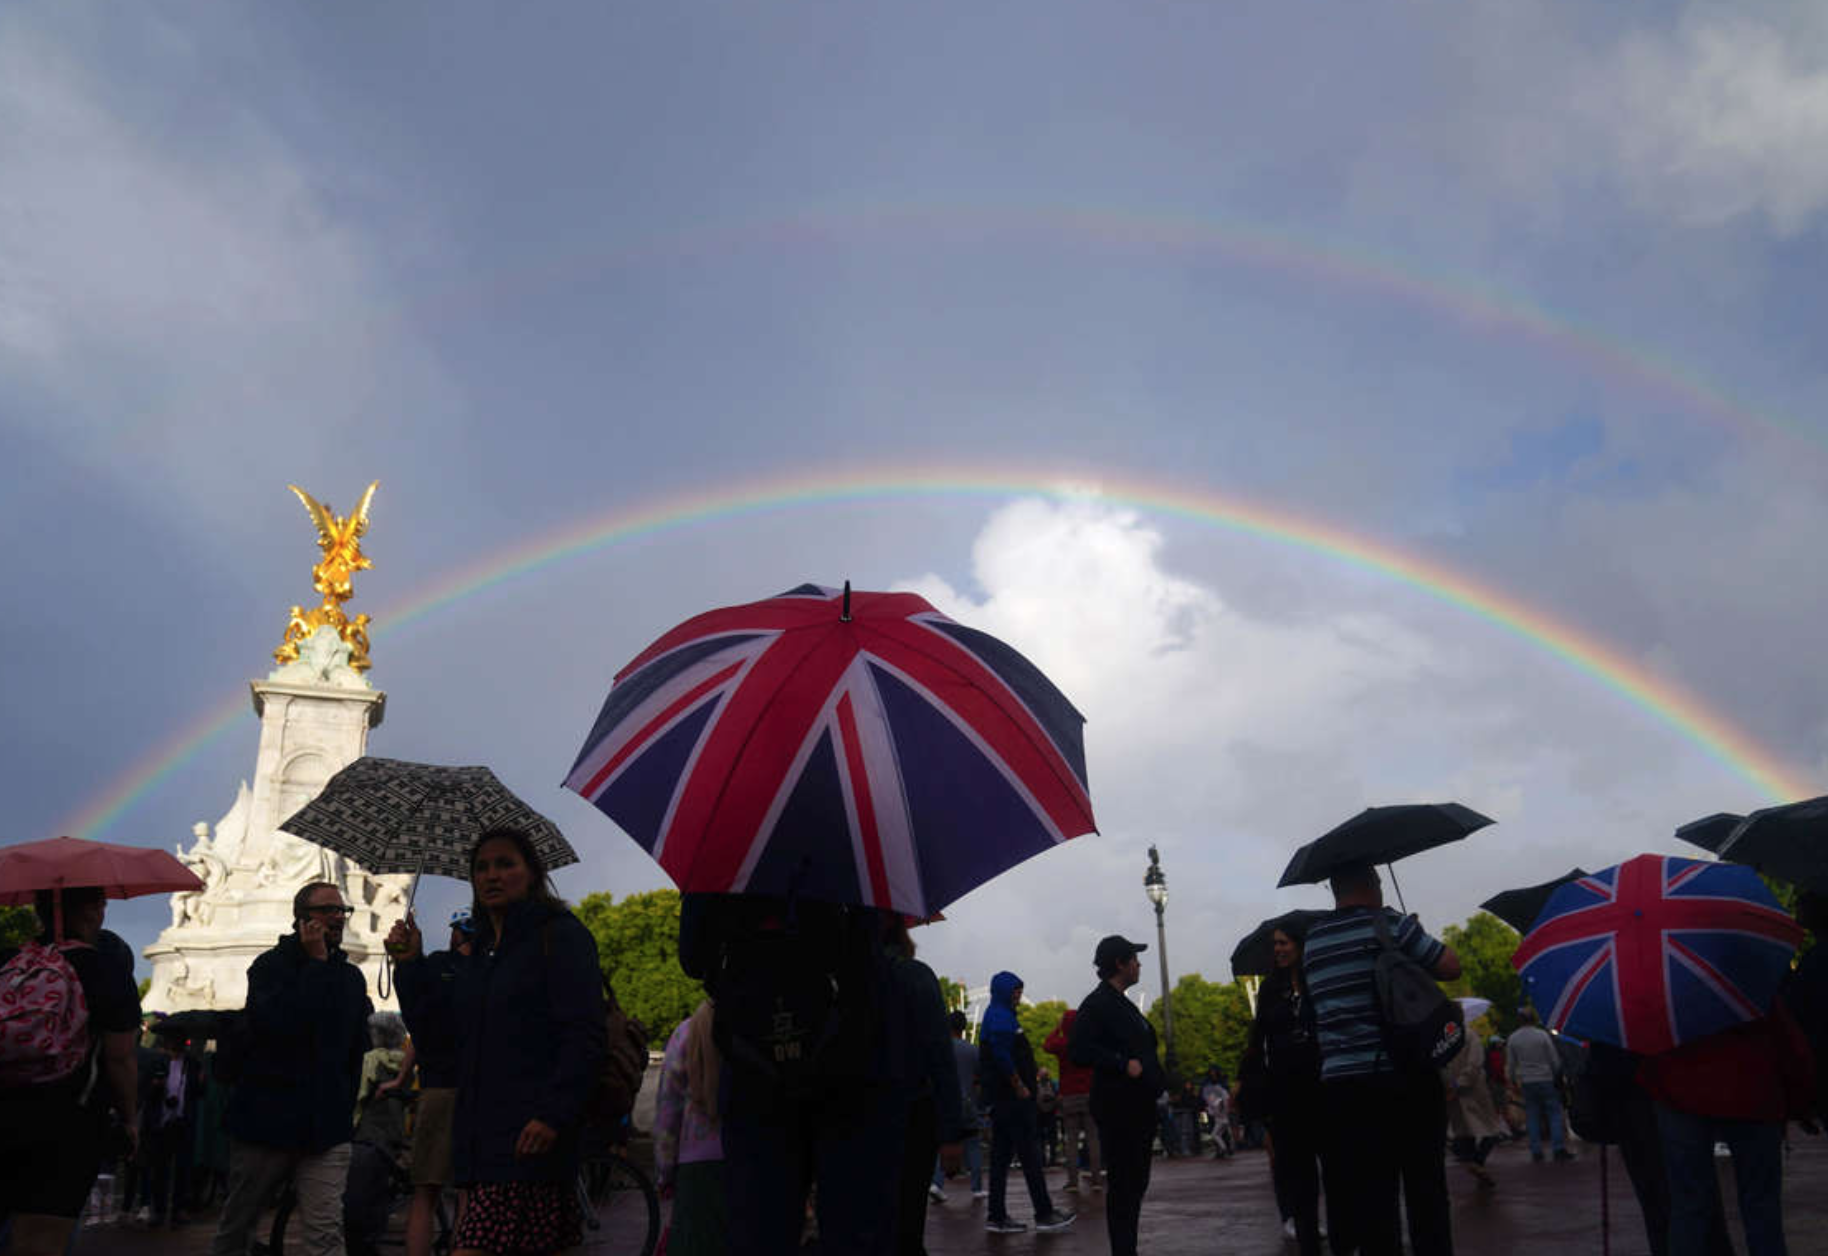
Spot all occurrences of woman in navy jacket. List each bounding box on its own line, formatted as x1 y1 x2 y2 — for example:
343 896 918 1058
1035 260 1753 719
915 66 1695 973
393 826 606 1256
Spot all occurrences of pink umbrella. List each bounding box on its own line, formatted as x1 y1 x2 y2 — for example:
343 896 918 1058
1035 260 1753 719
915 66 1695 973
0 836 203 938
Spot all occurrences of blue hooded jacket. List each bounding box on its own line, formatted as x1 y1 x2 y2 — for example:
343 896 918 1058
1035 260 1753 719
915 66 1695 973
978 971 1036 1103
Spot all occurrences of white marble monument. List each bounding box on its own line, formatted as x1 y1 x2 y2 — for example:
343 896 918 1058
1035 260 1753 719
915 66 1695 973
144 483 408 1011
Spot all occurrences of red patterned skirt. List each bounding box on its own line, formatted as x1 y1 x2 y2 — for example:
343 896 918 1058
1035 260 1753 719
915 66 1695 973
452 1180 582 1255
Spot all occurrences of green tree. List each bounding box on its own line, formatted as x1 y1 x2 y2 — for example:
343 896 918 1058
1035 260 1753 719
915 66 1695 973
138 977 152 1000
1441 911 1523 1034
573 889 704 1048
1145 973 1254 1082
937 975 969 1013
1018 999 1070 1076
0 905 36 948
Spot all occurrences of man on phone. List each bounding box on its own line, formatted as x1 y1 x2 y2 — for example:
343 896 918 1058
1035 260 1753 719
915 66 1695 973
210 882 371 1256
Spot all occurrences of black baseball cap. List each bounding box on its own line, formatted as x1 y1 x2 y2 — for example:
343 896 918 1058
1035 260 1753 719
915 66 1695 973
1094 934 1148 968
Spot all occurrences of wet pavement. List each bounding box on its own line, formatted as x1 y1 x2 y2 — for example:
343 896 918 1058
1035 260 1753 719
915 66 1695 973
72 1132 1828 1255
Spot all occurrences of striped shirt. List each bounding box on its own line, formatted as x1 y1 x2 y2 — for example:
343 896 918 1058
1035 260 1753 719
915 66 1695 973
1302 906 1446 1081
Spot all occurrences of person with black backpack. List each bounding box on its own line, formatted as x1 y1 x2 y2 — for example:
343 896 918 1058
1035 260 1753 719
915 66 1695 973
0 886 142 1256
1302 864 1460 1256
678 890 909 1256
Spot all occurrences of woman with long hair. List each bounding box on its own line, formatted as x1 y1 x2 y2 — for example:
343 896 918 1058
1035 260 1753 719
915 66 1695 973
391 826 606 1256
653 1000 725 1256
1237 924 1327 1256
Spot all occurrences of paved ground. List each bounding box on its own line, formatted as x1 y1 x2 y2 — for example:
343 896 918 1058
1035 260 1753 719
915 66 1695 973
73 1133 1828 1255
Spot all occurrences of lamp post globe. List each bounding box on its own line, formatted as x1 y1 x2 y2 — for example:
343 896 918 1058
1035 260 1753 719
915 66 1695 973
1144 845 1176 1069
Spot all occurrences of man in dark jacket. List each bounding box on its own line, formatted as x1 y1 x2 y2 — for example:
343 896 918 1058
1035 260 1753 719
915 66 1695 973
1069 935 1165 1256
210 881 371 1256
978 971 1074 1235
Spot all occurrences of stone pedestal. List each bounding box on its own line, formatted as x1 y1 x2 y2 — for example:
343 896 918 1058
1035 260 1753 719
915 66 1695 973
144 629 409 1011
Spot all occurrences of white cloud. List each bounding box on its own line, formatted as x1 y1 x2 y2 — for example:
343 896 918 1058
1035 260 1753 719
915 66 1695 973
1598 11 1828 232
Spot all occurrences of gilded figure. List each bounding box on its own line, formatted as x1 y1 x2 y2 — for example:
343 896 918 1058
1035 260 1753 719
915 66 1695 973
273 482 378 672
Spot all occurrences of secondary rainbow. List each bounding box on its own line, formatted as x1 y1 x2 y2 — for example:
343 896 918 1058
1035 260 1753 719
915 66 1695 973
59 468 1816 841
412 203 1827 461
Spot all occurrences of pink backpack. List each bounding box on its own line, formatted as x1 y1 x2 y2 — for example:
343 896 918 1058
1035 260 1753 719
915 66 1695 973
0 941 93 1087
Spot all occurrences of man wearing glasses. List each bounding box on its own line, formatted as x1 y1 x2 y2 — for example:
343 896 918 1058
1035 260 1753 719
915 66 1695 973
211 882 372 1256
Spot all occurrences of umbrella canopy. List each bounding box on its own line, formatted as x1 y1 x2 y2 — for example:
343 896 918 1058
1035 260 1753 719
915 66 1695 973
1230 909 1332 978
563 583 1095 916
1673 811 1745 855
1511 854 1802 1055
1479 868 1590 933
1717 795 1828 892
0 836 202 906
280 757 577 880
1277 803 1494 888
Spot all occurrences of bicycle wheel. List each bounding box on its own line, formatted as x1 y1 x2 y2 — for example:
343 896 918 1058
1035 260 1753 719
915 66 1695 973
576 1153 660 1256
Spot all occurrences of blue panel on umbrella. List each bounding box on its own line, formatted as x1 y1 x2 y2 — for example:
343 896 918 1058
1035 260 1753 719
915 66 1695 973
748 731 864 905
1666 956 1746 1044
1561 952 1623 1045
593 699 720 853
569 635 762 778
869 662 1056 911
922 620 1089 790
1670 929 1793 1018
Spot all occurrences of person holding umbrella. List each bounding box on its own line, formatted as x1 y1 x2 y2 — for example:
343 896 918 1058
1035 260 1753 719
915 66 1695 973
1303 864 1460 1256
389 826 606 1256
0 884 144 1256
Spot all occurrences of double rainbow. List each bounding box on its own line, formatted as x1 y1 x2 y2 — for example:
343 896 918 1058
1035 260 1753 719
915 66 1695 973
59 468 1815 842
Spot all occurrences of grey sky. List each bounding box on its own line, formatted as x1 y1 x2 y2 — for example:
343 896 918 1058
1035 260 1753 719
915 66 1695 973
4 1 1825 1006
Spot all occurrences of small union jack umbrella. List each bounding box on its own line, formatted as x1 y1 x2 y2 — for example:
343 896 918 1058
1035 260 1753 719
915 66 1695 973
562 584 1096 917
1511 853 1803 1055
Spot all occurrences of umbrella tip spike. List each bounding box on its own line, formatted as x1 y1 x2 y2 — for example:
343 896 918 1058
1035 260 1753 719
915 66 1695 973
841 580 852 622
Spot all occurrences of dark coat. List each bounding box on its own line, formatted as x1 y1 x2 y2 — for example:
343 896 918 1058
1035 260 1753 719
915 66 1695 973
394 948 463 1089
225 934 371 1153
1068 981 1166 1122
1237 971 1321 1123
401 899 605 1185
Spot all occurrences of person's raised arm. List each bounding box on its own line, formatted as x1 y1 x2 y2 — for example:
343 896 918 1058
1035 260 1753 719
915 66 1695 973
1432 944 1462 982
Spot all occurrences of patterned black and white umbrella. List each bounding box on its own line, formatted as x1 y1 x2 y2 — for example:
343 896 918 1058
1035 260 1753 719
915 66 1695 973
279 756 577 881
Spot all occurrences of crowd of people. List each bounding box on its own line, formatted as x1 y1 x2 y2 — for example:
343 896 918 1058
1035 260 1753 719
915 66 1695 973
2 836 1823 1256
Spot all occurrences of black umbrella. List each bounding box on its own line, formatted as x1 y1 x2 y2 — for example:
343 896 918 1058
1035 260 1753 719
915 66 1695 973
1276 803 1494 910
280 757 577 887
1230 909 1332 978
1717 795 1828 892
1674 812 1745 854
1479 868 1589 933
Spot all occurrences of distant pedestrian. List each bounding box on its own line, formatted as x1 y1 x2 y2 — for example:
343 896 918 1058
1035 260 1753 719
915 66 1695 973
934 1010 986 1200
1787 891 1826 1124
1238 921 1324 1255
653 1001 726 1256
1440 1029 1499 1188
1043 1010 1100 1195
979 971 1075 1235
1069 935 1165 1256
1198 1070 1232 1158
1506 1008 1573 1162
390 826 607 1256
1036 1069 1061 1164
211 881 371 1256
1303 864 1461 1256
0 887 143 1256
391 908 473 1256
143 1034 206 1225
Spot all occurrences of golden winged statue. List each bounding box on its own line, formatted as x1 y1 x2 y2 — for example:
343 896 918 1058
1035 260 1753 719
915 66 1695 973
274 482 379 672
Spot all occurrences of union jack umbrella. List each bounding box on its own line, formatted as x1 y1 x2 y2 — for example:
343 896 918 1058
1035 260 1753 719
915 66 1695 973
1510 853 1803 1055
562 583 1096 916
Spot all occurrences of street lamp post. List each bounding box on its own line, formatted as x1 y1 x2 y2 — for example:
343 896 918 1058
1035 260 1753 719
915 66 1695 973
1144 844 1177 1069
